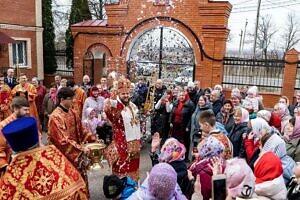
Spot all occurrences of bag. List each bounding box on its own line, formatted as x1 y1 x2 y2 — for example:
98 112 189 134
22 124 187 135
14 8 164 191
104 141 119 166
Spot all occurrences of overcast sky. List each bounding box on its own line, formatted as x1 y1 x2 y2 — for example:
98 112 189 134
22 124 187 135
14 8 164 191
226 0 300 53
54 0 300 53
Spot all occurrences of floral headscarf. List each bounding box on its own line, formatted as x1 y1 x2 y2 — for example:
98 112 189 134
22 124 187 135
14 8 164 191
277 103 290 119
197 136 224 159
158 138 186 163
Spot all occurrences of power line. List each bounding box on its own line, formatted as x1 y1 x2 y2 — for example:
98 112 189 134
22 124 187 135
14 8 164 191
232 2 300 13
233 0 300 10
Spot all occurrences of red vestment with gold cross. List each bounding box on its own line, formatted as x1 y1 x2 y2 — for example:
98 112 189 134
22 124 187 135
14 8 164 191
0 145 88 199
104 98 141 181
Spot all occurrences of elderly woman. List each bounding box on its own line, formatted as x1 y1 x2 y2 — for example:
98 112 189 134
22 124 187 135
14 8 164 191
189 136 225 200
228 107 249 157
150 134 192 198
245 118 296 183
286 117 300 162
275 103 292 137
231 88 243 108
128 163 187 200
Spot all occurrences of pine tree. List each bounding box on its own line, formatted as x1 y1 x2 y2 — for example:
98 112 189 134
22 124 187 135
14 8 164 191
65 0 92 68
42 0 57 74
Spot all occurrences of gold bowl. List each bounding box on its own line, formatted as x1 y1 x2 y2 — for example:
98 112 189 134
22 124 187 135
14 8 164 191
84 142 106 170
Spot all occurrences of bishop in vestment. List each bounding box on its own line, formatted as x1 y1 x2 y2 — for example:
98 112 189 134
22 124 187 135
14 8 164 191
104 78 141 181
0 117 88 199
11 73 39 122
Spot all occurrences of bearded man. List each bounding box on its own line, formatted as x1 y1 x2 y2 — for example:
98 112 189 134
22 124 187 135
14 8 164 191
104 78 141 181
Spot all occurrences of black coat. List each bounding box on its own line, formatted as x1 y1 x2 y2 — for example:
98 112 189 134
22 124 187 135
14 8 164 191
216 111 235 133
4 77 18 89
228 122 249 158
212 99 222 115
169 99 195 129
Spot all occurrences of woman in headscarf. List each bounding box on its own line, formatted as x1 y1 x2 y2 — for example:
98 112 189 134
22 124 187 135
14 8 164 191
228 107 249 158
189 136 225 200
254 151 287 199
225 158 256 199
257 109 281 132
149 135 192 197
286 117 300 162
231 88 243 108
275 102 292 136
243 117 270 170
190 95 212 160
216 100 235 133
82 86 105 121
82 107 104 135
128 163 187 200
246 119 296 183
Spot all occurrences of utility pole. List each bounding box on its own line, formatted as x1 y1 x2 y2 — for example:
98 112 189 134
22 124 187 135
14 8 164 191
253 0 262 57
242 19 248 56
239 30 243 56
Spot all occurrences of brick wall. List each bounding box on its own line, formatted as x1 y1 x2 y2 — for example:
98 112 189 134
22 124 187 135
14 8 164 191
72 0 232 87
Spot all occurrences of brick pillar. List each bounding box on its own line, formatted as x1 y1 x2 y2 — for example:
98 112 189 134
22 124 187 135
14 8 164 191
282 48 299 101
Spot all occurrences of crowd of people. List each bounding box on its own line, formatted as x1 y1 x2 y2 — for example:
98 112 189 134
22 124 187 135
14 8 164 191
0 68 300 199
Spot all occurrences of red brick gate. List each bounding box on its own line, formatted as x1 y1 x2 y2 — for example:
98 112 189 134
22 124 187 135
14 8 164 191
71 0 232 86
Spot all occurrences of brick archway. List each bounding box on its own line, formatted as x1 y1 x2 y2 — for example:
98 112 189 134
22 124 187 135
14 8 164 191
71 0 232 87
85 43 112 83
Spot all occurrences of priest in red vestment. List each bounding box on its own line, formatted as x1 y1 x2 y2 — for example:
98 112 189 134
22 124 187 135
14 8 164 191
48 87 96 178
0 117 88 199
104 78 141 181
0 73 12 122
11 73 39 123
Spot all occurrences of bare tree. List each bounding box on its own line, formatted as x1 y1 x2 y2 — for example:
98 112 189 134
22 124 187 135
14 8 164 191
256 15 277 59
282 13 300 55
88 0 107 19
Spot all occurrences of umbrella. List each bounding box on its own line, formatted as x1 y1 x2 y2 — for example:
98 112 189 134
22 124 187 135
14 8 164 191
0 32 16 44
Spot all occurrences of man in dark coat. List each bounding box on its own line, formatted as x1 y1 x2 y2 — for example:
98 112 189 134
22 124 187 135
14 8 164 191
210 90 222 115
4 68 18 89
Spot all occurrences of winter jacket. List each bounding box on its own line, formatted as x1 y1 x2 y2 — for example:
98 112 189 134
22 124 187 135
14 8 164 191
286 137 300 162
228 122 249 158
169 99 195 130
255 176 287 200
216 111 235 133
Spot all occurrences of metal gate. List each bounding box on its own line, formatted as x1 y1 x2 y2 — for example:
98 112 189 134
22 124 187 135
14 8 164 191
128 26 195 86
83 51 94 81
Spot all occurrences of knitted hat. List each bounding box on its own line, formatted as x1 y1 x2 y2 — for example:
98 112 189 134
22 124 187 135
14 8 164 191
103 175 125 198
2 117 39 152
148 163 177 200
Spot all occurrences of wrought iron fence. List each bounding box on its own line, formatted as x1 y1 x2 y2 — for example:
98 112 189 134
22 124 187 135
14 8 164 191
222 56 285 94
55 50 74 77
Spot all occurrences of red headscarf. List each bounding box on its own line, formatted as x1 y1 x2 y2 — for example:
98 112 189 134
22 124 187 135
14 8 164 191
254 152 283 184
89 86 99 98
269 112 281 131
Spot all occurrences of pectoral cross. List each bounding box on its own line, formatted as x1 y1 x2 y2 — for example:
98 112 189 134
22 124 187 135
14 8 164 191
130 117 139 127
